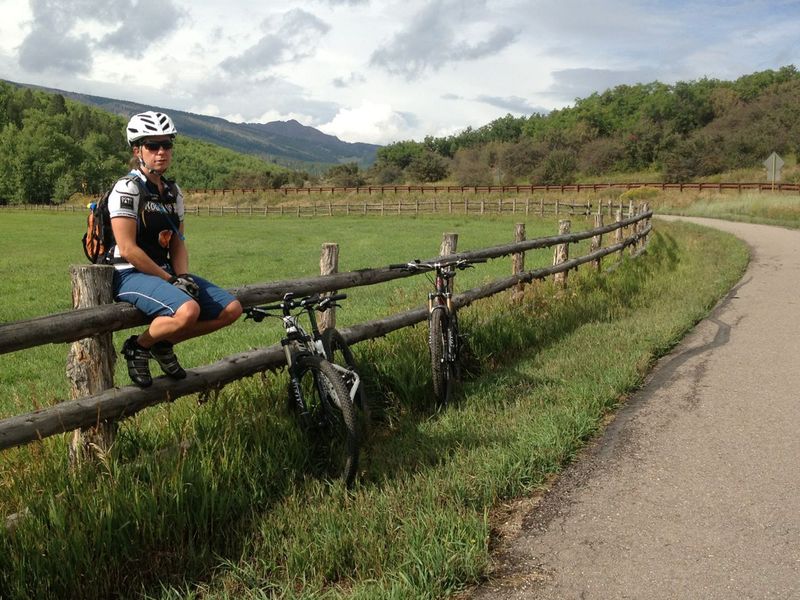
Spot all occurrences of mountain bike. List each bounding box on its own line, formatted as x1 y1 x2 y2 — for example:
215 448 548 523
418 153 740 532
390 258 486 404
244 292 362 487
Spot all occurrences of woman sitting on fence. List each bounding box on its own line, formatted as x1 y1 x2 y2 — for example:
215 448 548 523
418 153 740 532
109 111 242 387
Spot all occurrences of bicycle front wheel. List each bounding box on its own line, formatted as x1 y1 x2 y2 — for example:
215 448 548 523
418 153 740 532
294 355 359 487
429 308 453 405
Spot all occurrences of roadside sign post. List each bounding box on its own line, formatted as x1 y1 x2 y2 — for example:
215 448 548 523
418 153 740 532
763 152 784 191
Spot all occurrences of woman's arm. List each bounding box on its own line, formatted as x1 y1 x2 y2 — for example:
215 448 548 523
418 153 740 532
169 221 189 275
111 216 173 280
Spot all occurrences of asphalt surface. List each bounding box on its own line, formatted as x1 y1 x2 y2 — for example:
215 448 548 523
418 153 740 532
466 217 800 599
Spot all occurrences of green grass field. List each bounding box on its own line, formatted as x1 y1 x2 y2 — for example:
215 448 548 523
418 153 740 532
0 209 748 599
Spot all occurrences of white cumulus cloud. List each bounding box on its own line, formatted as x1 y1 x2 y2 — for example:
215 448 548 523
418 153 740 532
319 102 413 144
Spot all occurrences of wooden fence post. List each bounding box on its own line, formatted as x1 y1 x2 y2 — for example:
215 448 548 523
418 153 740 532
65 264 117 464
553 219 570 287
512 223 526 298
629 204 639 256
318 243 339 331
590 213 604 271
440 232 458 257
440 233 458 294
614 209 624 260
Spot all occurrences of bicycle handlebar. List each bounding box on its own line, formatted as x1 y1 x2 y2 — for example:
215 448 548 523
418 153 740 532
244 292 347 321
389 257 488 271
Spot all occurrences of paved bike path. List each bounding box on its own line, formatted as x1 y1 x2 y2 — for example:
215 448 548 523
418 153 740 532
467 217 800 599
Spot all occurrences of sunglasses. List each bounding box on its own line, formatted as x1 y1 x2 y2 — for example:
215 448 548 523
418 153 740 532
142 140 174 151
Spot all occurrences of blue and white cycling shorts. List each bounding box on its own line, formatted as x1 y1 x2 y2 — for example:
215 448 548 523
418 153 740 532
113 268 237 319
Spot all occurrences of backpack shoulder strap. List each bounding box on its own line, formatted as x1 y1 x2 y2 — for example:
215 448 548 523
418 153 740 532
118 172 149 217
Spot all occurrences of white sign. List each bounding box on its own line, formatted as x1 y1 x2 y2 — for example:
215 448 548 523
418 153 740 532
763 152 784 183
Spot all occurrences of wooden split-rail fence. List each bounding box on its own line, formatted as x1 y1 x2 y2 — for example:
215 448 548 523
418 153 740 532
183 181 800 195
2 198 619 218
0 204 653 457
182 197 594 217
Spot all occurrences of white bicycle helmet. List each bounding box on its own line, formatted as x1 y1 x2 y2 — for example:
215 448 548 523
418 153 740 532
126 111 178 146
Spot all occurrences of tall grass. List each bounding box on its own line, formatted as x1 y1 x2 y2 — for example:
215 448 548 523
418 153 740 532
0 208 748 598
659 192 800 228
613 188 800 228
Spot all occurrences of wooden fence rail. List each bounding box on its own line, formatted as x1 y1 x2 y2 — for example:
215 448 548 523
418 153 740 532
0 209 652 451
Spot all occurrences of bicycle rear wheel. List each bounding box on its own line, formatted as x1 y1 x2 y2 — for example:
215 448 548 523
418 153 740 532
429 308 454 405
293 355 359 487
321 328 370 428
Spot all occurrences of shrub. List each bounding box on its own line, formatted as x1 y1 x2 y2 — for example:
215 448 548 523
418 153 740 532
452 147 492 186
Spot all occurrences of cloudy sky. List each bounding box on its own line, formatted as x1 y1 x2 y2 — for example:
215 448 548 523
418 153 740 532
1 0 798 145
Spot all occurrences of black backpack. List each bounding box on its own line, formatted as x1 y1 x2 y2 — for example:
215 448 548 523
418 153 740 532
82 175 147 264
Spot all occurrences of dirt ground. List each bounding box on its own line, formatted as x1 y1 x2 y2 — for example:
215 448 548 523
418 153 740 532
463 217 800 599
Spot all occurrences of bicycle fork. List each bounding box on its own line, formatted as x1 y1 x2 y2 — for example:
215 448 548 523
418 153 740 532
329 362 361 404
284 343 312 422
429 285 458 359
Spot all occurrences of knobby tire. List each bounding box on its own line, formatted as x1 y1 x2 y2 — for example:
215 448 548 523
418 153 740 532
291 355 359 487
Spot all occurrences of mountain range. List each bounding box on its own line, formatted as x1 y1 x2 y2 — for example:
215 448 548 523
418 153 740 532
10 81 381 172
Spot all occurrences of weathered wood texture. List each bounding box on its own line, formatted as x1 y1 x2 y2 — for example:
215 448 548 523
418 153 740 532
65 265 117 459
512 223 526 297
591 214 604 272
553 220 571 287
318 242 339 331
440 233 458 257
440 233 458 293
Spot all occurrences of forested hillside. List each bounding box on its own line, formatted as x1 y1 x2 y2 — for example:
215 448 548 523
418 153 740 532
0 82 302 204
366 66 800 186
3 67 800 201
10 81 380 172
